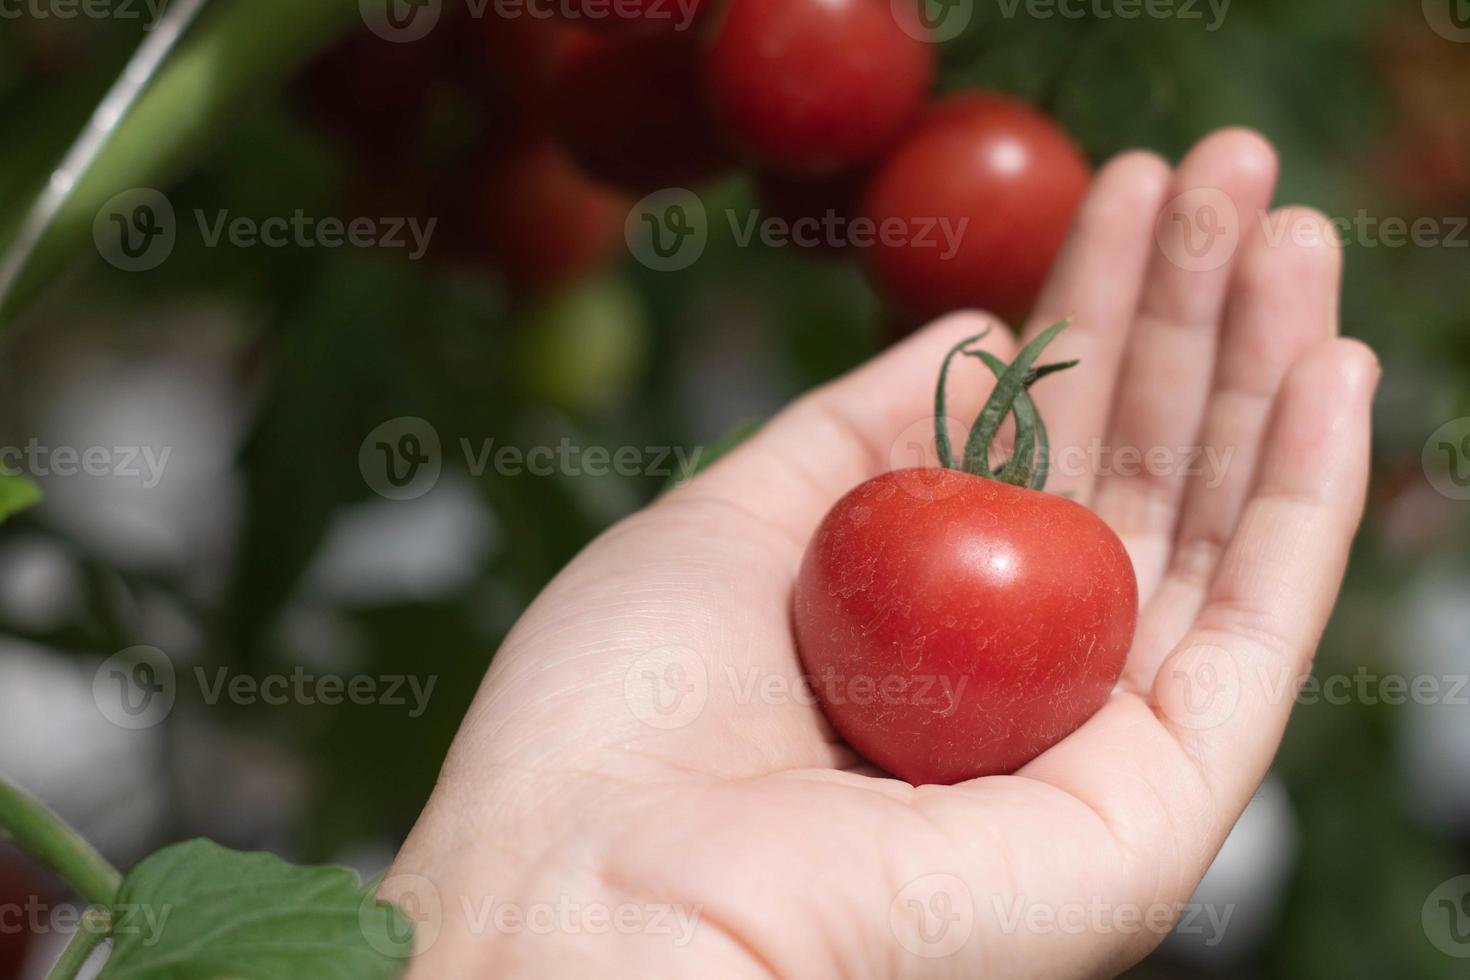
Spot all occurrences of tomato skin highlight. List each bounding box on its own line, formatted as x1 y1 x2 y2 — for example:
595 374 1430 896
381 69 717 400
794 468 1137 786
862 94 1091 323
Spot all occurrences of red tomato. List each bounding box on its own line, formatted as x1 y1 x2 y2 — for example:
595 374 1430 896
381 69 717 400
451 12 584 136
707 0 936 175
552 29 733 192
555 0 717 34
862 93 1091 322
299 28 443 159
794 469 1136 785
0 847 56 978
472 138 630 296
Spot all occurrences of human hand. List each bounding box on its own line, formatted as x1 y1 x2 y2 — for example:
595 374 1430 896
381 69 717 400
385 128 1378 979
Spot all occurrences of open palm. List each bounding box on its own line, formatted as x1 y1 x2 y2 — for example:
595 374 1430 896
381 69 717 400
387 128 1377 979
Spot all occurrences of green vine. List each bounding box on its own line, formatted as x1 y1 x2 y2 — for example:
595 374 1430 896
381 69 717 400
0 778 121 906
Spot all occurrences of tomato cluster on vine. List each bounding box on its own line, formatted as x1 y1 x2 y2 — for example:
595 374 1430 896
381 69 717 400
304 0 1093 323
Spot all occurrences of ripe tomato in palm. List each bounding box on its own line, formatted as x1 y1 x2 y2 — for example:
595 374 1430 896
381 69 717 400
707 0 936 175
862 94 1091 322
471 137 630 297
793 327 1136 786
796 471 1135 785
555 0 717 34
552 29 733 192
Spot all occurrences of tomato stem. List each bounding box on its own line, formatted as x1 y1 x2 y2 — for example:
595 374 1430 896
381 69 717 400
933 330 991 471
933 320 1076 491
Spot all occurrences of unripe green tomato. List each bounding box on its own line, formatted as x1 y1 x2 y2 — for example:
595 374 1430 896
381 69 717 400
513 275 650 415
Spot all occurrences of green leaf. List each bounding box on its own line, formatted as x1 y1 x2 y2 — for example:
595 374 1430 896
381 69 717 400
99 839 412 980
0 471 41 523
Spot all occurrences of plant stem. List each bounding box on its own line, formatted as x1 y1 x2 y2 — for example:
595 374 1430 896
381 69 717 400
934 331 990 471
0 0 362 326
44 906 112 980
960 320 1070 478
0 778 121 906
